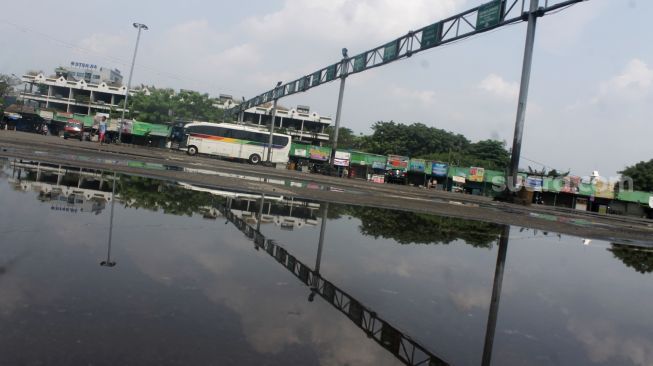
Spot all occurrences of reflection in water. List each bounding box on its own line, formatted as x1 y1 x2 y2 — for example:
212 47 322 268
5 158 653 365
219 195 518 366
218 198 451 365
481 225 510 366
609 244 653 274
101 171 118 268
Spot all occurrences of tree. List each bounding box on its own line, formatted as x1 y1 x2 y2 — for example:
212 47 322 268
129 88 175 123
172 90 223 122
0 74 19 101
128 88 224 124
325 127 361 150
619 159 653 192
609 244 653 274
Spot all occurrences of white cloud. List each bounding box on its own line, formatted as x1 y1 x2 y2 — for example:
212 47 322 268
568 318 653 366
78 33 129 59
478 73 519 100
390 85 436 107
594 58 653 103
242 0 462 46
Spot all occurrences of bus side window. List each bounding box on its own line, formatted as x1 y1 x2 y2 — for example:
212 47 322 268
273 135 289 146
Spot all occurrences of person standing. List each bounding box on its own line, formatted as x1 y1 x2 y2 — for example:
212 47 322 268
98 116 107 145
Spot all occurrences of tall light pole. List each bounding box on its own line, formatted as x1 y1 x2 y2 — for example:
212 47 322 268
119 22 148 143
507 0 540 194
266 81 283 163
329 48 349 170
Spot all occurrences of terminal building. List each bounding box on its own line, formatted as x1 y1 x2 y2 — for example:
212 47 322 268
18 65 144 115
217 95 332 145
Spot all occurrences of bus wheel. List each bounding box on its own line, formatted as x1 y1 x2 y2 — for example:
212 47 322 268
248 154 261 165
187 145 198 156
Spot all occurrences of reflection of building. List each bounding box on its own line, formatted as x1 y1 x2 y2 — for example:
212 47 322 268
217 95 332 145
178 182 320 230
9 161 116 214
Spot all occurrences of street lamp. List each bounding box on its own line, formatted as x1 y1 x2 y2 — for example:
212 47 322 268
266 81 283 163
118 22 149 142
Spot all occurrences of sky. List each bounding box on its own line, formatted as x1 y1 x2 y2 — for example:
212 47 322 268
1 0 651 177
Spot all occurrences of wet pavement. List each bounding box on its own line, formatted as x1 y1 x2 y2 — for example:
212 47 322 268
1 158 653 365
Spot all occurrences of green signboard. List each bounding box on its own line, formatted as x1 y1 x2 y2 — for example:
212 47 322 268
476 0 503 30
353 53 367 72
383 40 399 62
298 77 307 91
287 81 296 94
311 71 321 87
421 23 442 49
325 64 337 82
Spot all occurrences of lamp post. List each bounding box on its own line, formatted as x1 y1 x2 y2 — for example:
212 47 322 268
329 48 349 170
266 81 283 163
118 22 148 143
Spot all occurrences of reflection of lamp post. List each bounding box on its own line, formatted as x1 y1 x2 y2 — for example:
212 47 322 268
119 22 148 143
101 171 118 267
481 225 510 366
256 193 266 232
309 202 329 302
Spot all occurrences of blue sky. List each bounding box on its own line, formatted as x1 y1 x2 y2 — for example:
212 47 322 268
1 0 651 177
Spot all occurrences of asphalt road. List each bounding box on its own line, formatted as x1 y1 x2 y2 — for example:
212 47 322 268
1 130 652 244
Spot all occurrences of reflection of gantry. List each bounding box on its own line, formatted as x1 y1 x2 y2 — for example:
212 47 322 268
218 204 450 366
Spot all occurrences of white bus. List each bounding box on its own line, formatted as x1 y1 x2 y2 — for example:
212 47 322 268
181 122 291 165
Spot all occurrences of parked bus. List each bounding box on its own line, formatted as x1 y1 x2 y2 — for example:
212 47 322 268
181 122 291 165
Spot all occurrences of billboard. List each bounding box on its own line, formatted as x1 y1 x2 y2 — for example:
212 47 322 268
409 159 426 173
431 163 448 177
468 167 485 182
386 155 409 171
309 146 330 161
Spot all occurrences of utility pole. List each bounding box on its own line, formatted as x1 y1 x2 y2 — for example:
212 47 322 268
507 0 541 194
266 81 283 163
119 23 148 143
329 48 349 169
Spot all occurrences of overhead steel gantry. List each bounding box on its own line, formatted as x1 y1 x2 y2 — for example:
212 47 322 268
217 198 512 366
218 201 451 366
227 0 585 116
227 0 588 176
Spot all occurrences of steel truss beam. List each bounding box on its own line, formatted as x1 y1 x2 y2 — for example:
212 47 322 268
218 205 450 366
228 0 586 116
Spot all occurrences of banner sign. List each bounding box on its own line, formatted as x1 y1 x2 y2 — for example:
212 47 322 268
468 167 485 182
409 159 426 173
525 176 543 191
431 163 448 176
309 146 330 161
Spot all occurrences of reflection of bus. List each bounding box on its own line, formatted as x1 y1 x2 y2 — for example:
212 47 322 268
181 122 291 165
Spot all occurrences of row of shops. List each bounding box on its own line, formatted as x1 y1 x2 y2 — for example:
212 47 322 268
2 109 172 147
288 143 653 218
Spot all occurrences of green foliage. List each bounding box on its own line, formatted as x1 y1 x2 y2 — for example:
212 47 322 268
330 204 503 247
358 121 509 170
325 127 361 150
128 87 224 124
117 175 222 216
619 159 653 192
0 74 19 99
609 244 653 274
129 88 175 123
